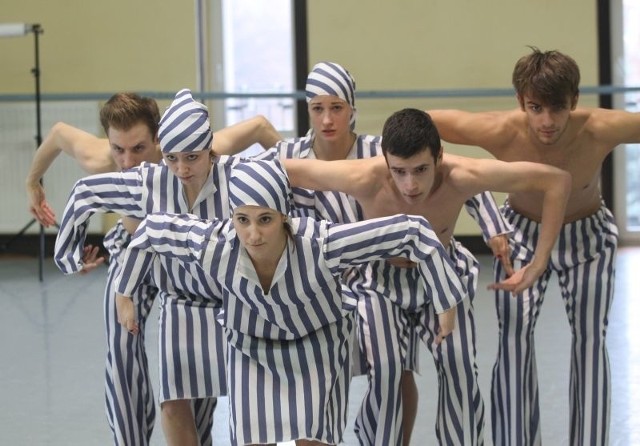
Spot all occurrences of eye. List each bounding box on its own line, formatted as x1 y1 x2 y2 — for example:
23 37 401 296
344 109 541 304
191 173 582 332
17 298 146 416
416 166 428 174
165 154 176 162
260 215 272 224
187 154 199 161
235 215 248 224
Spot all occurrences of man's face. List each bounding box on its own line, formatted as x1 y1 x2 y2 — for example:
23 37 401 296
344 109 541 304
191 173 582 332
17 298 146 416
386 148 440 205
107 122 159 171
307 95 353 143
519 94 576 146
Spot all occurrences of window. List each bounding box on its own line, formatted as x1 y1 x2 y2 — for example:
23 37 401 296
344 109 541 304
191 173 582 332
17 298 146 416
204 0 297 155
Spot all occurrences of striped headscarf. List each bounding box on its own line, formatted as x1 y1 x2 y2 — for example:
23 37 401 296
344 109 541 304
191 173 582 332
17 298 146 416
229 159 292 215
305 61 356 131
158 88 213 153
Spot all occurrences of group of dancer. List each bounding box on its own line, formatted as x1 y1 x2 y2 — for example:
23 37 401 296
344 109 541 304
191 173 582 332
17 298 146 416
26 47 640 445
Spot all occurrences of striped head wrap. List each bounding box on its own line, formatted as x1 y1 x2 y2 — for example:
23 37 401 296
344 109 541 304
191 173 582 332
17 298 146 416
305 62 356 131
158 88 213 153
229 159 292 215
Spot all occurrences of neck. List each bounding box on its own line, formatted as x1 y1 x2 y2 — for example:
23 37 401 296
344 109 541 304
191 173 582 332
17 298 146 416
313 132 356 161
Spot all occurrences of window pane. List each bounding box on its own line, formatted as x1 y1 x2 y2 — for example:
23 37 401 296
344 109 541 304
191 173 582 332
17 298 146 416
623 0 640 231
222 0 295 154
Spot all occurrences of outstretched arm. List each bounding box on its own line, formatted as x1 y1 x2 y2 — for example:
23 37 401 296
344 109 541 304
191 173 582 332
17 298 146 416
428 109 514 159
458 157 571 293
25 122 115 226
283 157 380 201
212 115 283 156
54 169 147 274
324 214 466 313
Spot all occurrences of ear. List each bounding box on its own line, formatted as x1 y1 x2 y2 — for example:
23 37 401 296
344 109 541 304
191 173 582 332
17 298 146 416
516 93 525 110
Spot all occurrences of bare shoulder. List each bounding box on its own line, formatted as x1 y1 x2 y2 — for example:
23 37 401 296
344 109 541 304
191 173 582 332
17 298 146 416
580 107 640 145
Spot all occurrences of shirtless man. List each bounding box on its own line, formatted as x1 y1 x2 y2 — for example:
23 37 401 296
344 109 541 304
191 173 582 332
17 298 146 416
283 108 571 445
428 47 640 445
25 92 280 445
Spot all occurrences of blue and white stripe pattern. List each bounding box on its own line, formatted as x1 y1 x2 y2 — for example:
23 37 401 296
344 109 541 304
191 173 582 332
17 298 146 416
464 192 513 242
158 88 213 153
491 201 618 446
54 158 240 444
102 220 158 445
116 207 465 445
305 61 357 132
229 158 291 215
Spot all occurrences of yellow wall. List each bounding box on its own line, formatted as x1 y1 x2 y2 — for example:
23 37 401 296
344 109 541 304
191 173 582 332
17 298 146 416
307 0 599 234
0 0 197 94
1 1 601 237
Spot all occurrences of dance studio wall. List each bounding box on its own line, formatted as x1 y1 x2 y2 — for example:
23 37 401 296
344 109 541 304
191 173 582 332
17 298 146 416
307 0 599 235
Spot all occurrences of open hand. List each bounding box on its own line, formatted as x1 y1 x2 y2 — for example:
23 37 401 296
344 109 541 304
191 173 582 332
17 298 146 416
79 244 106 275
27 182 57 227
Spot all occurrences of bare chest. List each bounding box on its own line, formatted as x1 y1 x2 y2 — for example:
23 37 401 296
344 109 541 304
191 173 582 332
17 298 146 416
361 188 464 244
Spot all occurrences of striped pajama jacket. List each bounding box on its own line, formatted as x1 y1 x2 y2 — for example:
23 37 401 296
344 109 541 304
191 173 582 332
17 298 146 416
115 212 466 445
54 159 241 446
491 201 618 446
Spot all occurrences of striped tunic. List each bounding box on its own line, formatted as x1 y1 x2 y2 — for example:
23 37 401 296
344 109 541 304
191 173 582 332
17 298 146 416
115 212 466 445
54 158 240 403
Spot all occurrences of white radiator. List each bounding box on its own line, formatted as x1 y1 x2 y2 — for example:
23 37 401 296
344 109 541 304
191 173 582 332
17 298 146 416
0 101 103 233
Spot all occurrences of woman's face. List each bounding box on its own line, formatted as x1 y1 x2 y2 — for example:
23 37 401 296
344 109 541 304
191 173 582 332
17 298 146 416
232 205 288 260
163 149 213 189
307 95 352 143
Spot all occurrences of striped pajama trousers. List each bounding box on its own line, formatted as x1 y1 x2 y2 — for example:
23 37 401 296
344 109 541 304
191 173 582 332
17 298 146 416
104 259 157 445
351 241 484 446
491 203 618 446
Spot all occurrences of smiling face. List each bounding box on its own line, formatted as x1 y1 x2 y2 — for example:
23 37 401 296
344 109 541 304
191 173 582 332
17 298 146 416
386 148 441 205
107 122 160 171
519 93 576 146
162 150 213 190
233 205 288 261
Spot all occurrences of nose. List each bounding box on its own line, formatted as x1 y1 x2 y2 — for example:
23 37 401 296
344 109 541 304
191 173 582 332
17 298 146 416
120 154 137 170
540 110 555 127
321 110 332 125
404 175 419 194
175 160 190 175
246 225 261 244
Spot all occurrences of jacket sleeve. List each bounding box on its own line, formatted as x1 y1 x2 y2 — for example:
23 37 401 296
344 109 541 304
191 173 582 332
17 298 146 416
464 191 512 243
323 214 466 313
54 169 147 274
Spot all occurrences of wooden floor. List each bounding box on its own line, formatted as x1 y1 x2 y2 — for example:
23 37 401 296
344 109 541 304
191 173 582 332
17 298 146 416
0 248 638 445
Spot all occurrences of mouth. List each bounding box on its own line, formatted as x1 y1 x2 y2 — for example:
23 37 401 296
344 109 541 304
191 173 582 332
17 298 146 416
540 129 556 138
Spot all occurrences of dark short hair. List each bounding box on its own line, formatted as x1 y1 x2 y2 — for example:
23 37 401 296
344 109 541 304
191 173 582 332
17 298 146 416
382 108 441 160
